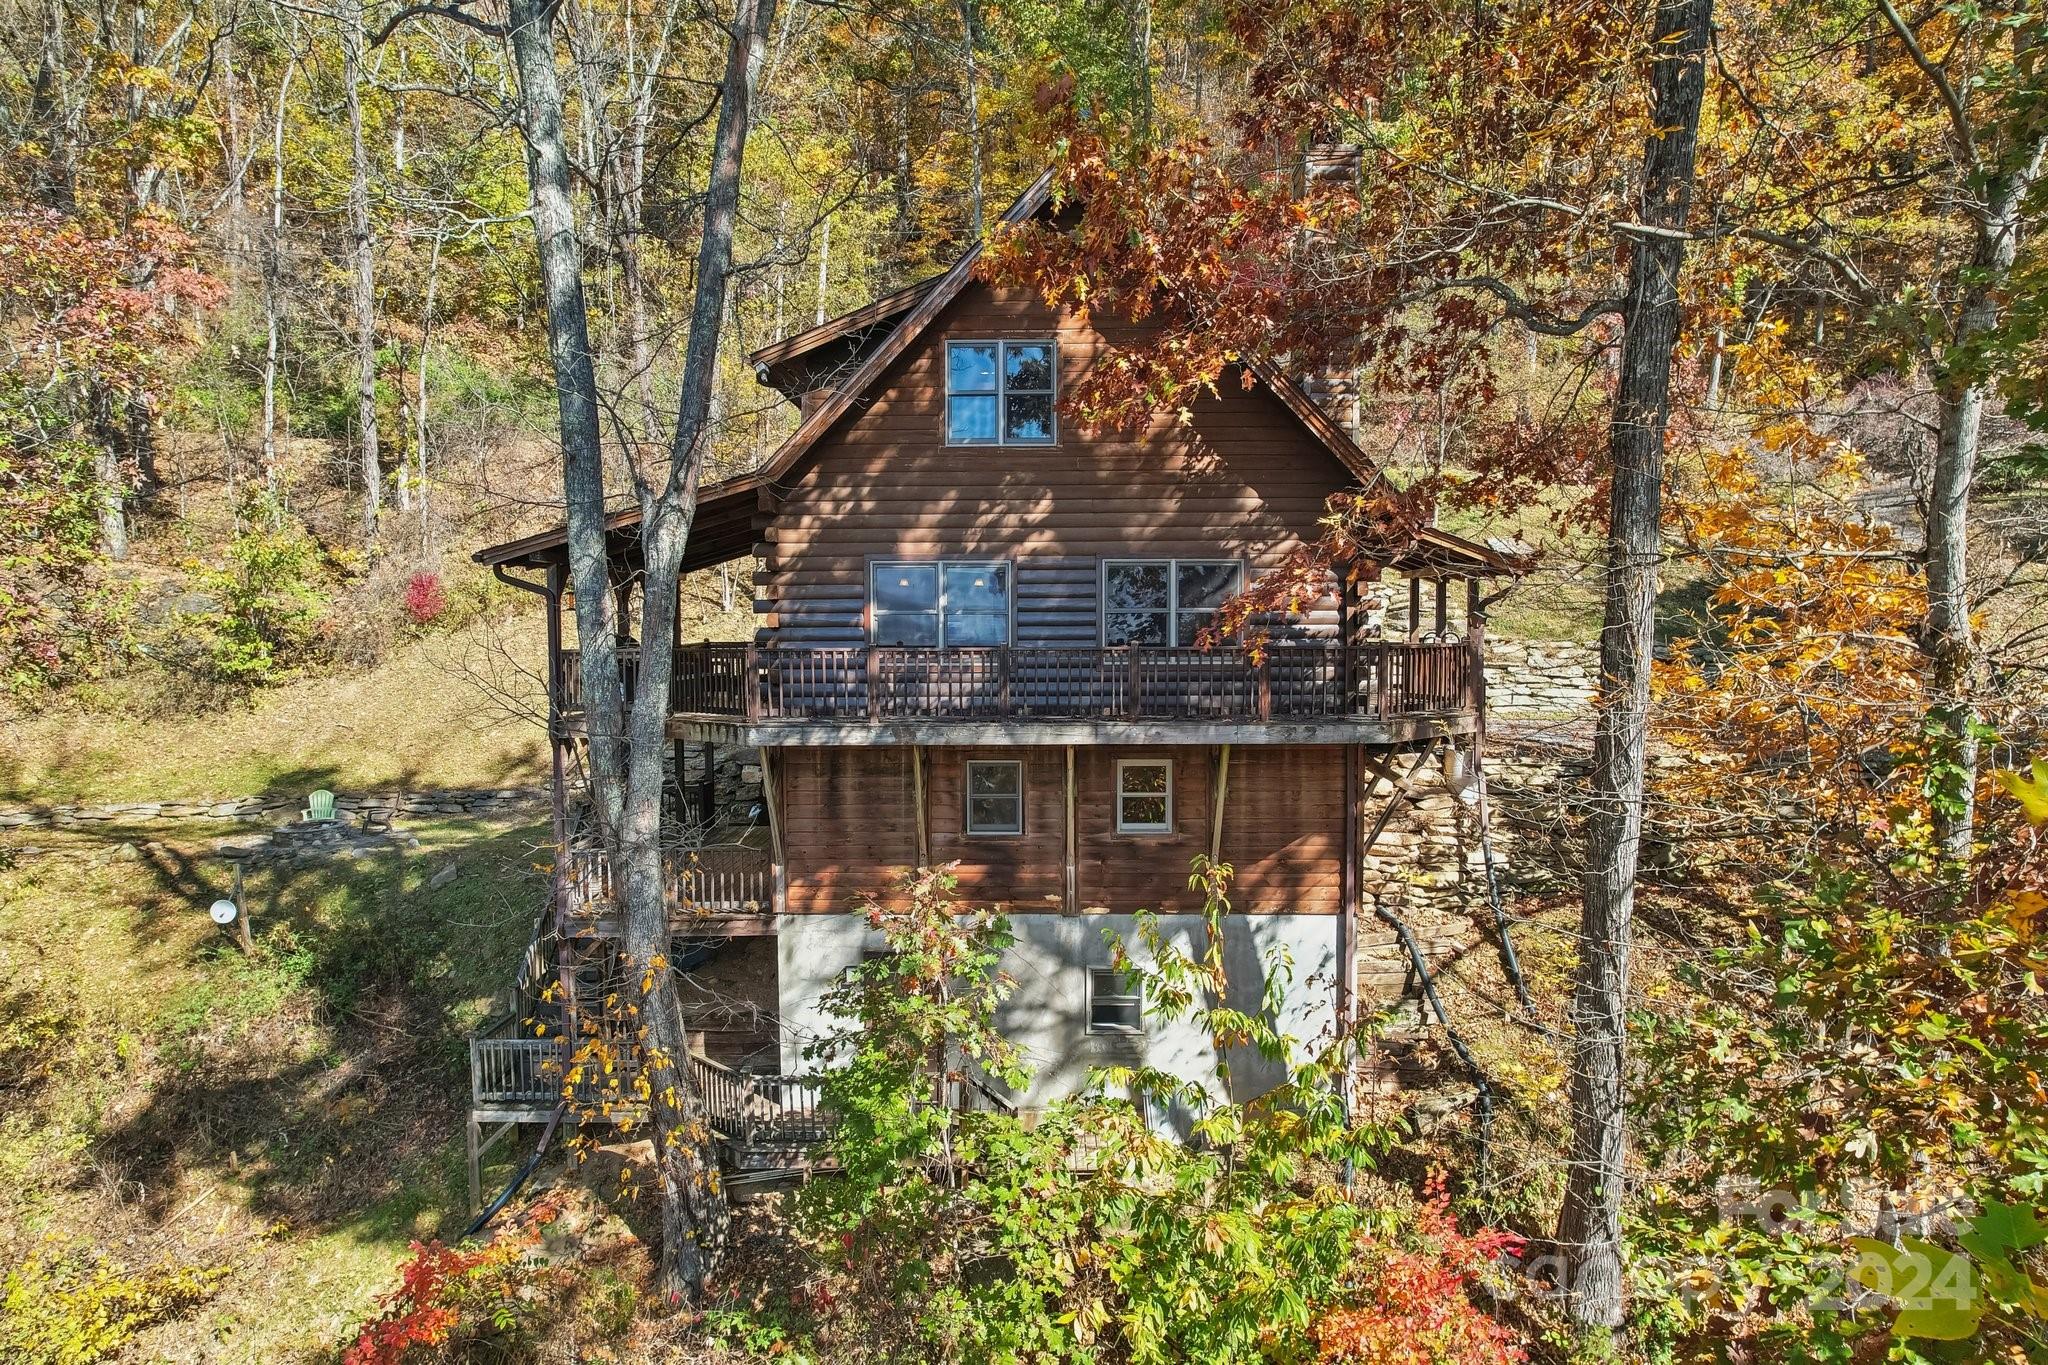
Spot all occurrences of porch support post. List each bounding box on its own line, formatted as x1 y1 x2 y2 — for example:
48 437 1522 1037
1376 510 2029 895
759 748 787 916
1434 578 1449 638
1467 577 1487 717
545 563 567 849
699 740 717 827
467 1114 482 1215
1340 743 1362 1032
1063 745 1079 914
1408 576 1421 641
1209 744 1231 867
911 746 930 868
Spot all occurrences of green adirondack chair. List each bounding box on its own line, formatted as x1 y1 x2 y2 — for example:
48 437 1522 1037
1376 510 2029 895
304 789 337 822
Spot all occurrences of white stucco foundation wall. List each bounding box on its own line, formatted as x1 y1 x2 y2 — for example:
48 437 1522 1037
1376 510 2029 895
776 912 1340 1120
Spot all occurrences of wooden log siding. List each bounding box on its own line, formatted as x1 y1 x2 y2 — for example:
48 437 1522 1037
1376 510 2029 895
751 283 1345 649
781 744 1345 915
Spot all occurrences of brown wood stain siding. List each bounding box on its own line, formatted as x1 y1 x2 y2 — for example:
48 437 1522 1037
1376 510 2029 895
779 746 919 912
927 747 1066 907
1074 745 1213 914
1219 746 1345 915
755 283 1344 646
775 744 1344 916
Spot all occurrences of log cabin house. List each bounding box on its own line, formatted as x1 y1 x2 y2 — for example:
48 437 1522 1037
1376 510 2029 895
465 173 1520 1189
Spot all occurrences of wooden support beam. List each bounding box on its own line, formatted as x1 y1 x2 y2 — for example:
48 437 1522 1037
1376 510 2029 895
1209 744 1232 866
911 746 930 867
759 748 787 916
1063 745 1078 914
1435 578 1449 638
1358 746 1441 865
1408 577 1421 641
1340 743 1361 1029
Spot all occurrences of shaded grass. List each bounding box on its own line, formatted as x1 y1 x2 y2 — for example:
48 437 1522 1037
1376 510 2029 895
0 814 551 1361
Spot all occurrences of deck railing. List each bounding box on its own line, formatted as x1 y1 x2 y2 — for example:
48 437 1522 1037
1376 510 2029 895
559 841 772 922
557 640 1478 723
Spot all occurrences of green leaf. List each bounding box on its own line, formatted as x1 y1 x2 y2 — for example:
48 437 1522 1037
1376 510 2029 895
1958 1201 2048 1260
1848 1237 1984 1341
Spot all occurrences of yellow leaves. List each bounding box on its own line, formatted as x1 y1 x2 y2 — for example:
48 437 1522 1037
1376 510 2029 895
1994 760 2048 827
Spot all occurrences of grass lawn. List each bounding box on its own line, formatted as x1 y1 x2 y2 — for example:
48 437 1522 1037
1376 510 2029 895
1 611 552 807
0 813 551 1362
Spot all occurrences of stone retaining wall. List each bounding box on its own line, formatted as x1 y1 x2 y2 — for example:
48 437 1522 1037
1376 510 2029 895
0 786 548 830
1485 637 1600 717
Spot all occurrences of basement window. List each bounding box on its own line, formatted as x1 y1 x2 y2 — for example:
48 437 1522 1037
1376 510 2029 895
946 340 1057 444
965 760 1024 835
1088 967 1144 1034
1115 759 1172 834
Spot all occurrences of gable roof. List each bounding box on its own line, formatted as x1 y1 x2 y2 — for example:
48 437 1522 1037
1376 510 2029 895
746 274 940 374
475 171 1523 578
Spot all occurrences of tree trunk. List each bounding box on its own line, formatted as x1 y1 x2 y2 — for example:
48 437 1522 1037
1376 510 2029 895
416 228 442 544
506 0 775 1307
28 0 78 212
263 54 296 506
93 390 127 561
958 0 983 239
622 0 776 1303
1556 0 1711 1334
1921 143 2042 857
814 212 830 325
344 0 382 546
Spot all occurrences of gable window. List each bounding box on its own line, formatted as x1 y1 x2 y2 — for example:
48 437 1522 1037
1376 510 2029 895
1103 560 1245 647
1088 967 1143 1034
1115 759 1173 834
871 560 1010 646
964 760 1023 835
946 341 1056 444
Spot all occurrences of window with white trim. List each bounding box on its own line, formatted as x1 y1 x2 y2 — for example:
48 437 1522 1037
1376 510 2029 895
870 560 1011 646
1115 759 1173 834
1102 560 1244 647
964 760 1023 835
1088 967 1143 1034
946 341 1056 444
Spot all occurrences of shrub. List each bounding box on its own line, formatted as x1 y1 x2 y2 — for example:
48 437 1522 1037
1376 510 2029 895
342 1214 566 1365
0 1246 228 1365
180 516 328 687
402 571 448 626
757 859 1526 1365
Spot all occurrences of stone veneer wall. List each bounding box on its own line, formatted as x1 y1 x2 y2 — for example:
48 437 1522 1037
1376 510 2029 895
0 786 548 830
1483 637 1601 717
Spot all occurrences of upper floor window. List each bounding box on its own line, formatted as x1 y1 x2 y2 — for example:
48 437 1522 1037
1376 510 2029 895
947 341 1056 444
1102 560 1245 647
871 560 1011 646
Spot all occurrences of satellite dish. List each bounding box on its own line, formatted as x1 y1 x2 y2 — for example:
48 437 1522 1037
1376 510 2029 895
209 899 239 926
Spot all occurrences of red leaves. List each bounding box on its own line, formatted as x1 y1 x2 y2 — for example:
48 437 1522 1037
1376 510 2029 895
402 571 448 625
1312 1194 1526 1365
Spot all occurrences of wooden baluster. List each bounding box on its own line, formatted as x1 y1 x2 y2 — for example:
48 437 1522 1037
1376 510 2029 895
1256 651 1272 722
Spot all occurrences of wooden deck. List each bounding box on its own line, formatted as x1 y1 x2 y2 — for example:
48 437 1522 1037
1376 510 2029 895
557 640 1480 730
557 842 776 935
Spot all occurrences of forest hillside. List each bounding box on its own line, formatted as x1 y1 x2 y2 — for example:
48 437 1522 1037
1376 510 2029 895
4 0 2048 1360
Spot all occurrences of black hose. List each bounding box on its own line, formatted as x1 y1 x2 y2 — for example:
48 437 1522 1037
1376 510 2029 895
463 1104 567 1239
